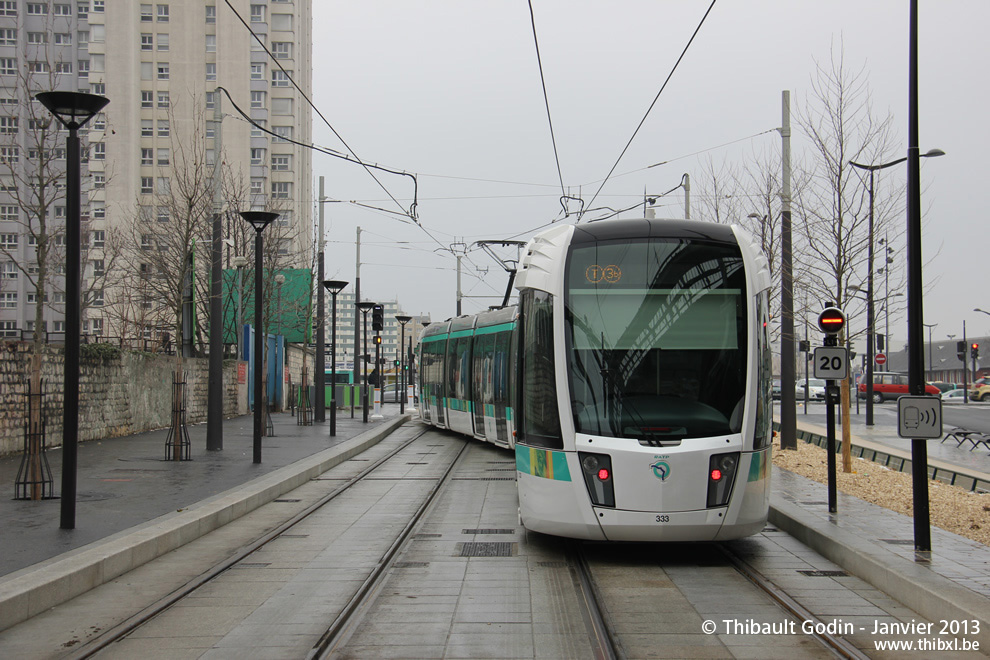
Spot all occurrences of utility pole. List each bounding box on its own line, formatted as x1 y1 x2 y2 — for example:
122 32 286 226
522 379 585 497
354 226 361 399
682 173 690 219
779 90 796 451
315 177 326 422
207 89 223 451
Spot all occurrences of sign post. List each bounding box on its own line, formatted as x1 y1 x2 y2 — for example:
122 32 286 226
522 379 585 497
817 306 845 514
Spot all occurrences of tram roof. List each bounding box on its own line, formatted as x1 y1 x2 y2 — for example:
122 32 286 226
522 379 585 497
570 218 738 245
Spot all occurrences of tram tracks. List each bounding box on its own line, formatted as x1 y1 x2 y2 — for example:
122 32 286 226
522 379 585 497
67 424 465 660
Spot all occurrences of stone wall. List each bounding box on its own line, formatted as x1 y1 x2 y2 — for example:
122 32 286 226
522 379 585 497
0 341 246 457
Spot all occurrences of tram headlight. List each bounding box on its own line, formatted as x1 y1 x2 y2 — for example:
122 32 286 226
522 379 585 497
578 451 615 508
707 451 740 508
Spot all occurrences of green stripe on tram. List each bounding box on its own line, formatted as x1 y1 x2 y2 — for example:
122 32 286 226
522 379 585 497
421 333 448 344
474 322 516 337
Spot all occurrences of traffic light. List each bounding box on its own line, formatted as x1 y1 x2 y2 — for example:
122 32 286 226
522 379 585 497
957 340 966 361
394 359 400 367
798 340 810 352
372 304 384 331
875 333 885 352
817 307 845 336
973 343 980 360
373 335 382 345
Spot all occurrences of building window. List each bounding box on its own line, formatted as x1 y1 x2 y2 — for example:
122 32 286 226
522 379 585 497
140 176 153 194
205 120 215 139
141 119 153 137
157 91 169 107
157 4 168 22
29 61 51 74
251 34 264 51
92 142 105 160
250 64 264 80
28 32 49 45
91 259 104 277
141 148 152 166
91 24 105 43
92 0 103 11
156 206 169 222
90 53 105 72
54 32 72 45
78 30 88 46
250 179 263 195
94 173 105 189
250 119 265 137
205 62 216 82
91 202 105 219
141 33 153 50
77 2 88 18
157 119 169 137
90 82 105 95
272 125 292 142
90 318 103 335
250 91 265 108
92 230 105 248
54 4 70 16
205 91 214 109
271 97 292 115
156 177 170 194
205 34 216 53
205 5 215 23
27 3 48 16
55 62 73 74
0 2 15 17
78 60 89 77
271 154 290 171
0 59 15 76
250 4 265 21
157 148 169 165
157 33 169 51
157 63 169 80
0 205 16 222
0 29 15 45
141 62 153 80
0 233 17 248
250 148 265 166
272 42 291 59
0 292 16 308
141 90 153 108
0 146 17 164
1 262 17 279
140 3 152 21
271 70 291 87
271 14 292 31
271 181 291 199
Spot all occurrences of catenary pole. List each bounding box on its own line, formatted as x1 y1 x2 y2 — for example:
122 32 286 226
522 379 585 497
779 90 796 451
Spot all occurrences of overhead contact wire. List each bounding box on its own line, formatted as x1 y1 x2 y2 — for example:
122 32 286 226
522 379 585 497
580 0 719 222
527 0 568 213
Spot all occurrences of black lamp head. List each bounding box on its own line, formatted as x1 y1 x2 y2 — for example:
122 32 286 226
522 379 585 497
322 279 348 294
35 91 109 129
240 211 279 233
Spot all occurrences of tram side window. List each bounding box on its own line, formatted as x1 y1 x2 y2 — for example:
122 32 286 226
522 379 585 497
753 292 772 448
520 290 562 448
446 336 472 406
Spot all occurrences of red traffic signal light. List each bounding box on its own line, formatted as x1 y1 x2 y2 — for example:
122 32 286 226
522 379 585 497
973 343 980 359
817 307 845 335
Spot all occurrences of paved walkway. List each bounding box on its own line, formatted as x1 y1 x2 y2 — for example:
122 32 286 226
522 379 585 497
0 403 403 577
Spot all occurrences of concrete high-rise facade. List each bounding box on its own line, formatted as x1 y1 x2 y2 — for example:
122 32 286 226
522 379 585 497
0 0 312 345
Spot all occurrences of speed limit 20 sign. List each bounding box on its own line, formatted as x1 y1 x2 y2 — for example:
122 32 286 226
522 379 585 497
814 346 849 380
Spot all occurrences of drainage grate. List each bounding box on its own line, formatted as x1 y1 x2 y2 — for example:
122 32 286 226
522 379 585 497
486 468 516 472
462 528 515 535
881 539 915 545
395 561 430 568
459 542 515 558
415 533 442 539
274 499 301 503
798 570 848 577
453 477 515 481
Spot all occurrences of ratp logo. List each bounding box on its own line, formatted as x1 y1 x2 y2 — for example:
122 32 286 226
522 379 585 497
651 460 671 481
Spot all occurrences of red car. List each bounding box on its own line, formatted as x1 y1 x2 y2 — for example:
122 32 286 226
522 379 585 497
857 372 940 403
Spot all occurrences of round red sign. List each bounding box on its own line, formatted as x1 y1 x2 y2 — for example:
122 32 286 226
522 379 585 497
875 353 887 365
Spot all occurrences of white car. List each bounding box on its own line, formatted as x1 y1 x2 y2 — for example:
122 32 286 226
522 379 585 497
796 378 826 401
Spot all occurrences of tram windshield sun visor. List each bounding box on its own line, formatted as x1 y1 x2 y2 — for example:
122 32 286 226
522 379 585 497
566 239 747 442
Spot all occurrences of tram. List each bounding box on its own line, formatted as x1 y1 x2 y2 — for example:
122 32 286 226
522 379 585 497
417 218 773 541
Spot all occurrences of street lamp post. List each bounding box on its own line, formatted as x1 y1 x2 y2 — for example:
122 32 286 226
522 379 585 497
356 301 376 423
323 280 347 436
396 315 411 415
849 147 943 428
37 91 109 530
240 211 278 464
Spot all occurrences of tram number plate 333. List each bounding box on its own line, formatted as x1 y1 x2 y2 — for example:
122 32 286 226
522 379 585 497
813 346 848 380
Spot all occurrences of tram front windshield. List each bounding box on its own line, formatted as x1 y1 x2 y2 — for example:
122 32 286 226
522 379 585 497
566 238 747 442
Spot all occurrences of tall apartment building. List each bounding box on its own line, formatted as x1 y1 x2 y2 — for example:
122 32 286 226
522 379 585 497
323 291 428 377
0 0 312 343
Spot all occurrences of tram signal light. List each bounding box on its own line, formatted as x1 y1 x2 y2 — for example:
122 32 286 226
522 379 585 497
372 304 384 331
817 307 845 336
373 335 382 345
957 341 966 361
973 343 980 360
394 359 400 367
876 334 885 352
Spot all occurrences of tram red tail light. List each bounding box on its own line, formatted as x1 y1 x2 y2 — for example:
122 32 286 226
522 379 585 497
707 452 739 508
578 452 615 508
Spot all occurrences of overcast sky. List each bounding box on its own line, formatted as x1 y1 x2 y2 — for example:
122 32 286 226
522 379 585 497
309 1 990 348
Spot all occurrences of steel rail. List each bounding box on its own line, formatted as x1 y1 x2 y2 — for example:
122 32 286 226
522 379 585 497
569 542 621 660
67 425 429 659
718 543 871 660
309 439 470 659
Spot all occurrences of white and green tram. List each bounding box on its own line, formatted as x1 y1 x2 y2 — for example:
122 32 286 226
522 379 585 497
418 219 773 541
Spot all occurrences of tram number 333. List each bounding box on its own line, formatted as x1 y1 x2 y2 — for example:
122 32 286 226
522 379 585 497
813 347 848 380
656 515 670 523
